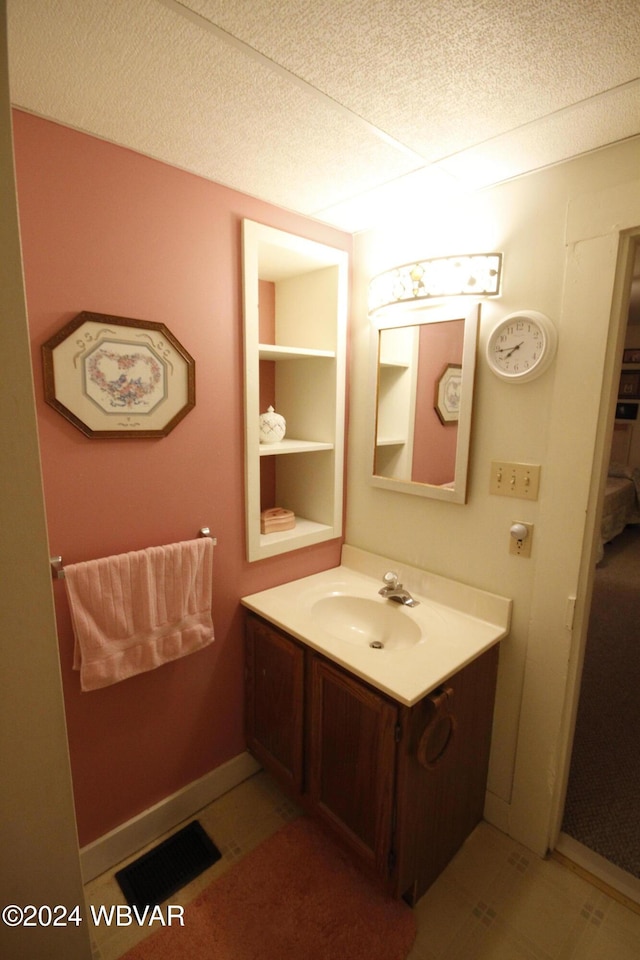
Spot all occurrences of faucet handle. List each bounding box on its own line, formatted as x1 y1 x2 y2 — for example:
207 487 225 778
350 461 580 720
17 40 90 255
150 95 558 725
382 570 399 588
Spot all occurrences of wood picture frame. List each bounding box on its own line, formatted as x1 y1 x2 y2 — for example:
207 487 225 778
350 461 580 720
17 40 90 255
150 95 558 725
618 370 640 400
434 363 462 424
42 311 195 438
622 348 640 364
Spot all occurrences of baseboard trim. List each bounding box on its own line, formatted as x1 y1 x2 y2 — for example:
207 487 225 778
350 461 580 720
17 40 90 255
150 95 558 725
483 789 510 835
80 751 261 882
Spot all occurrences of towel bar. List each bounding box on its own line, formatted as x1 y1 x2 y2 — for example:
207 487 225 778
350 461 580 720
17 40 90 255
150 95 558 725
50 528 217 580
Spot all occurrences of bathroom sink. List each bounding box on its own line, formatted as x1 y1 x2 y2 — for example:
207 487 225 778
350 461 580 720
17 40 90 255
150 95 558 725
242 546 512 705
310 595 423 650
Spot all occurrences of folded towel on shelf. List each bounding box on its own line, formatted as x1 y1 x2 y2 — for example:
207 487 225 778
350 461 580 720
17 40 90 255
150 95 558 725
64 537 215 691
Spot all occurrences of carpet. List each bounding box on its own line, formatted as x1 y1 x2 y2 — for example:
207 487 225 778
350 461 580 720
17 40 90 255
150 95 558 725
562 525 640 878
121 816 416 960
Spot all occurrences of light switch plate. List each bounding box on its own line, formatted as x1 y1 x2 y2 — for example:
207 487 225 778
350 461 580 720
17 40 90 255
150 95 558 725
490 461 541 500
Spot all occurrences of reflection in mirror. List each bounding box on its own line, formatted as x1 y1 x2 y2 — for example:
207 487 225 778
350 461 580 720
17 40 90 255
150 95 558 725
371 303 480 503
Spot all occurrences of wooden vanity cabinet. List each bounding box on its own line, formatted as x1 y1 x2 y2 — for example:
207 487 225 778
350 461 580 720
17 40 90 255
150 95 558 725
393 646 500 902
307 656 398 877
244 611 499 904
245 614 305 795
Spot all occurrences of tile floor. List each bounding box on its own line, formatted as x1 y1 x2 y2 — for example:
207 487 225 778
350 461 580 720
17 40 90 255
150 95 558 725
85 771 640 960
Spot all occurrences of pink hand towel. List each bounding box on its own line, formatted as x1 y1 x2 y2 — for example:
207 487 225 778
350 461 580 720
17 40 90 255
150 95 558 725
64 538 215 691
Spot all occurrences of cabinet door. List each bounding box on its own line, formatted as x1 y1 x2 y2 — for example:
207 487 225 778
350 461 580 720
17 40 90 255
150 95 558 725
308 656 398 876
245 616 304 796
395 644 500 902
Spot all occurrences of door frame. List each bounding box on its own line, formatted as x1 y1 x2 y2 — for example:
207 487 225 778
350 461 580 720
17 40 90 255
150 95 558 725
550 228 640 850
508 178 640 859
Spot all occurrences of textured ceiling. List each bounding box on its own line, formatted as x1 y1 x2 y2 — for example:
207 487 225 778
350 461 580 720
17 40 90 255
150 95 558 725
7 0 640 232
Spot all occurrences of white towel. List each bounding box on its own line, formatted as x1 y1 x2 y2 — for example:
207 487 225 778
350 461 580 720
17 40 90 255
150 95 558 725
64 538 215 691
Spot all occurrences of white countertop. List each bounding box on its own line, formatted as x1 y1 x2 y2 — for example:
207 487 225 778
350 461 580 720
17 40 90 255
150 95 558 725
241 545 512 706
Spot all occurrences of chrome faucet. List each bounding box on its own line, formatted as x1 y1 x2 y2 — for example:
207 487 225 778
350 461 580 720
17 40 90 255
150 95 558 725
378 571 419 607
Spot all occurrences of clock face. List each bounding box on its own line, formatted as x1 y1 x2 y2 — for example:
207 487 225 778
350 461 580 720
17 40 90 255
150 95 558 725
487 312 557 382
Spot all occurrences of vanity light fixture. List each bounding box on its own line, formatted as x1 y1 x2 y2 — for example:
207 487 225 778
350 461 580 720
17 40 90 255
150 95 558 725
368 253 502 316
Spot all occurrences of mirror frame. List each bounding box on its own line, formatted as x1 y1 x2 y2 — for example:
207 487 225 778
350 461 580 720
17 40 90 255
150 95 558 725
369 302 480 503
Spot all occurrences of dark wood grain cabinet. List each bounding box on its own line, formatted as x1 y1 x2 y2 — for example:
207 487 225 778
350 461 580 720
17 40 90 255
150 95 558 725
308 656 398 876
245 613 304 795
245 611 499 904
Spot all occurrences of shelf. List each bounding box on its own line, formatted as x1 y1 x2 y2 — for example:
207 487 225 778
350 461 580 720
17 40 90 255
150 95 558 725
376 438 406 447
259 439 334 456
259 344 336 361
243 219 348 562
259 517 333 552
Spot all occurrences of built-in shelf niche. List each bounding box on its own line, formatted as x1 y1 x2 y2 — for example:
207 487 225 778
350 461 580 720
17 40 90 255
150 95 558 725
375 324 419 479
242 219 348 562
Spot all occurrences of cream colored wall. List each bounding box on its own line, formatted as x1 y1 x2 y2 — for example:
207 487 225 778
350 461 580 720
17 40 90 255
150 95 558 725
0 5 91 956
347 138 640 856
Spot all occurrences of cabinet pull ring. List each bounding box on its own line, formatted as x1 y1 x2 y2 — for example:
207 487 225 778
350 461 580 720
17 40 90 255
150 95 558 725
417 686 455 770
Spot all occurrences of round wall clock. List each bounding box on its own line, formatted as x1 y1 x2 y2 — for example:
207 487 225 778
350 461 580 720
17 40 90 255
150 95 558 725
486 311 557 382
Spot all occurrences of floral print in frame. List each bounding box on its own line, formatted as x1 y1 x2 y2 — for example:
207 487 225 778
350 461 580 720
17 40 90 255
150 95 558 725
42 311 195 438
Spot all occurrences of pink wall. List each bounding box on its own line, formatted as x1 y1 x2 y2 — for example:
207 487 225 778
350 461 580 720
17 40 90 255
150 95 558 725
12 111 351 846
412 319 464 486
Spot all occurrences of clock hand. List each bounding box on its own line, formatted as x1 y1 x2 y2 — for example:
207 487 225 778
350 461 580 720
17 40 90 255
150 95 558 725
505 341 524 357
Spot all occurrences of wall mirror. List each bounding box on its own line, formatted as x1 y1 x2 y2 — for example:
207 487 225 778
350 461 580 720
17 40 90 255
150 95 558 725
370 302 480 503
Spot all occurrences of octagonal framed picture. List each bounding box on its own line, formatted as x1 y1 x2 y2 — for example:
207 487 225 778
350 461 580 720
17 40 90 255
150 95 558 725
42 311 195 438
434 362 462 425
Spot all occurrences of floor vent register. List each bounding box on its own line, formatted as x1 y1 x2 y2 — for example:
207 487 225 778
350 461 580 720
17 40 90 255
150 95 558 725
115 820 222 909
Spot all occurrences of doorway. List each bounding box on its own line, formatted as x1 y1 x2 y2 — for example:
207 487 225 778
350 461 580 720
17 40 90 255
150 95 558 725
555 236 640 904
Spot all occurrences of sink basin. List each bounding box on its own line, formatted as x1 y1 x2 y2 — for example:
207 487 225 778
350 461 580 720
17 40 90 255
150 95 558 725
242 547 511 704
310 595 422 650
